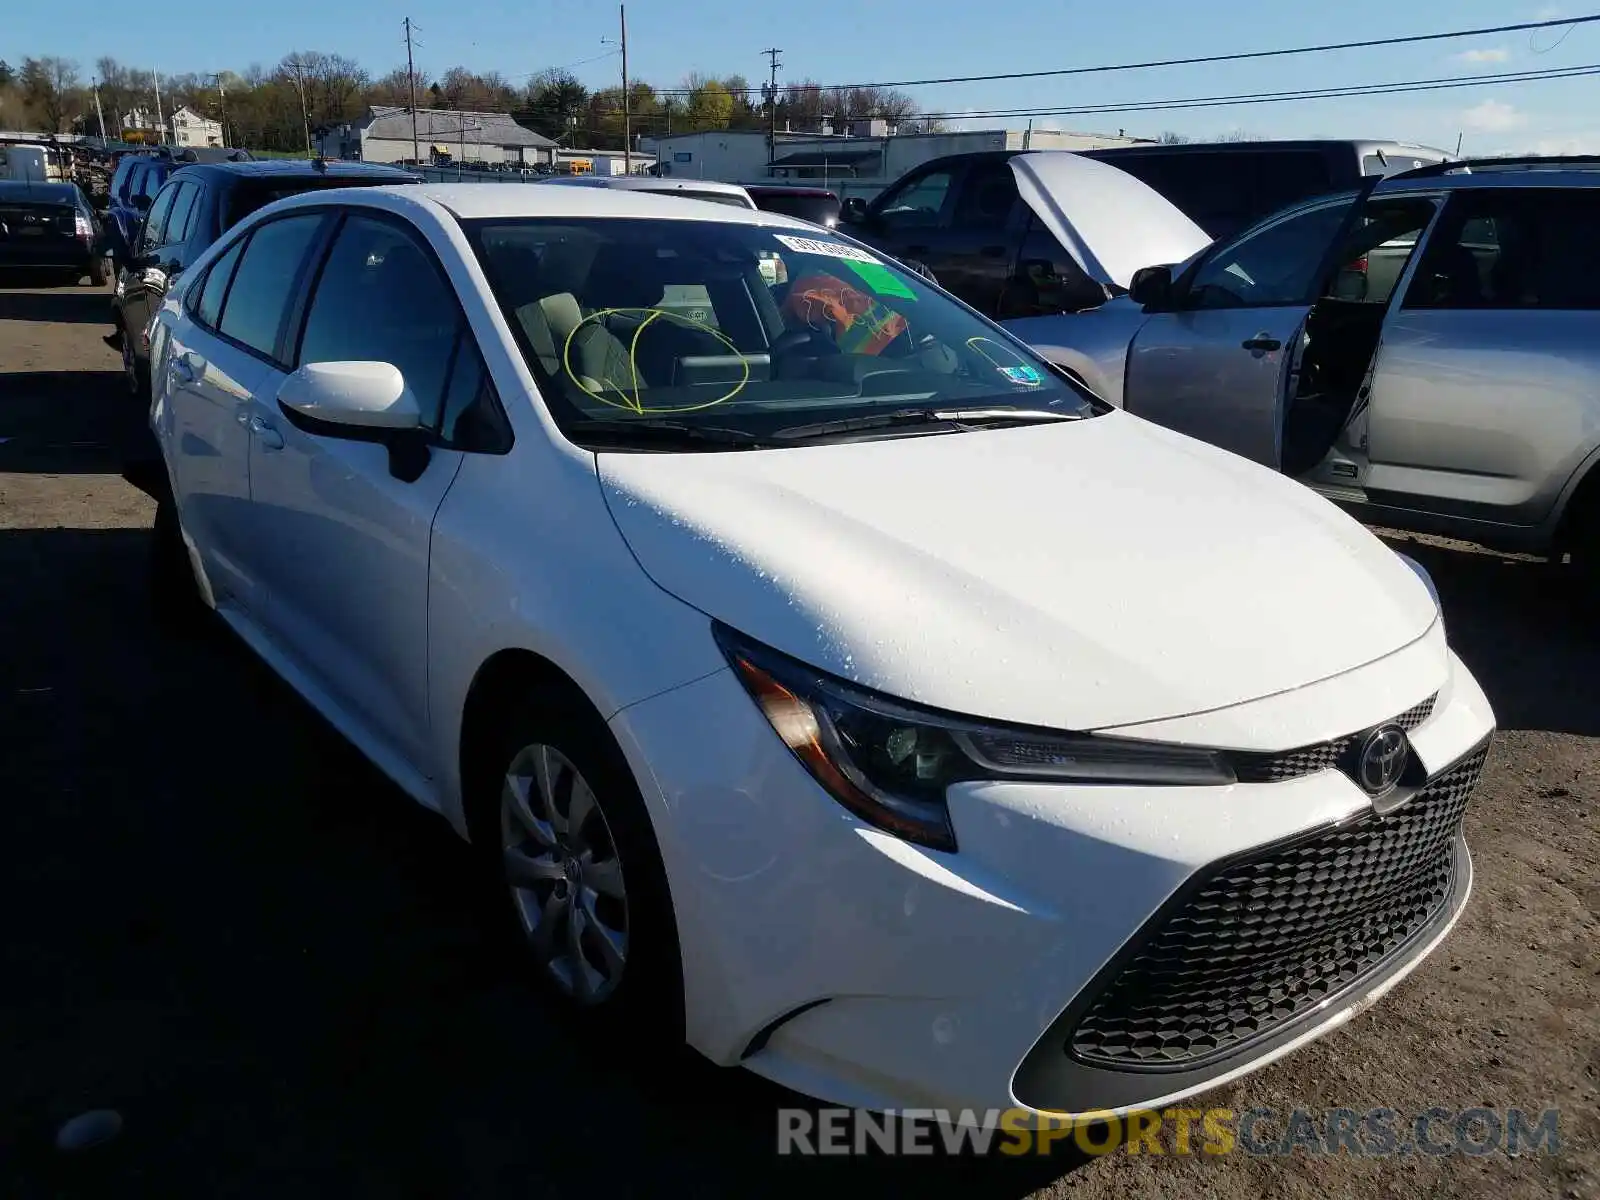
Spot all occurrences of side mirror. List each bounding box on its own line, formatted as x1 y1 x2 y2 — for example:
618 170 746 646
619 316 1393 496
277 361 431 482
132 193 151 212
840 196 869 225
1128 264 1175 310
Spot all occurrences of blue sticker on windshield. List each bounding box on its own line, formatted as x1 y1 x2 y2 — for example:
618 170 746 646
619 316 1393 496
1000 365 1042 386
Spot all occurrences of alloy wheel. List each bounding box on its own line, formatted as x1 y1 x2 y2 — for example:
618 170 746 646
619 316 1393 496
501 743 630 1004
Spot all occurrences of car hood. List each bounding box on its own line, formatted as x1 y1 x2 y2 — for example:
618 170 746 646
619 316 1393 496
596 413 1439 732
1012 152 1212 290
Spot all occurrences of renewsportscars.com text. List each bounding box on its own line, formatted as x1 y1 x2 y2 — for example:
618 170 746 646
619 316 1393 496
777 1106 1562 1158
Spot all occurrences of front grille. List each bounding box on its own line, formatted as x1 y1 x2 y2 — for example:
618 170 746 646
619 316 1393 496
1231 693 1436 784
1067 743 1486 1070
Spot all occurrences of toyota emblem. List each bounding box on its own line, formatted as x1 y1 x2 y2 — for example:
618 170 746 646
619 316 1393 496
1357 725 1409 796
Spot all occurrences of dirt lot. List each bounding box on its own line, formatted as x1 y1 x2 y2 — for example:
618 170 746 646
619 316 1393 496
1 280 1595 1199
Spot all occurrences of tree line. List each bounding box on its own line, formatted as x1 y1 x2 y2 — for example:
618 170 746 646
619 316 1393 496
0 53 940 152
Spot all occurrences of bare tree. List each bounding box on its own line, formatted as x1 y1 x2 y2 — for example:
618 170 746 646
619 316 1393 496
313 53 370 123
1158 130 1191 144
22 56 80 132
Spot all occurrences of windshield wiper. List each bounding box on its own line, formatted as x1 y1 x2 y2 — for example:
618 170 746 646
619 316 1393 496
565 418 771 450
773 406 1081 442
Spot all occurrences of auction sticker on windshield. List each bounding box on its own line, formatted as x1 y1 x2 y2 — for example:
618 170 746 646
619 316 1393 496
773 234 882 263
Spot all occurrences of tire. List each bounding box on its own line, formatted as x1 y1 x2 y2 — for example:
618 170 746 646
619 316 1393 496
89 255 110 287
149 498 207 631
121 325 149 401
1563 499 1600 591
475 694 684 1045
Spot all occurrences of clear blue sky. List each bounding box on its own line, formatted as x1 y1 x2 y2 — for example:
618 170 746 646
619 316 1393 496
9 0 1599 152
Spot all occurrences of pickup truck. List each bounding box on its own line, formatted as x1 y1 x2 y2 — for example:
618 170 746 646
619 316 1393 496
838 149 1211 321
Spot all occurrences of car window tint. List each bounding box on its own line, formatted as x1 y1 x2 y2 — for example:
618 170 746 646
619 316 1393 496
1324 198 1439 305
140 184 180 252
877 170 954 228
217 214 325 359
1403 188 1600 311
951 161 1019 229
297 215 459 424
1252 152 1335 219
196 239 244 329
1186 201 1349 309
164 184 199 247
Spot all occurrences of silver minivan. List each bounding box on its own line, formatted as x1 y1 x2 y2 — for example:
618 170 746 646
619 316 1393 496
1009 157 1600 582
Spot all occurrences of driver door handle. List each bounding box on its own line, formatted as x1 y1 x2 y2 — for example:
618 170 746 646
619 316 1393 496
1241 334 1282 352
249 414 284 450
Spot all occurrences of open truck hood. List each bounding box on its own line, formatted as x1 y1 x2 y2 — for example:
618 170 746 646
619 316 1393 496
1011 152 1212 290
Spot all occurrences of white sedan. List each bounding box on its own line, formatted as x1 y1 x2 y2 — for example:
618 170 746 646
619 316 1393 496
146 182 1495 1119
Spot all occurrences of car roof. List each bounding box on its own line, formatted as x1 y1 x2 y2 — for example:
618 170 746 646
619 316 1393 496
543 175 751 194
201 159 419 179
746 184 838 197
262 182 819 229
0 180 81 203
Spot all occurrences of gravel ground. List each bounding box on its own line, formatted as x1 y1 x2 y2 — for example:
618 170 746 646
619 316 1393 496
0 280 1595 1199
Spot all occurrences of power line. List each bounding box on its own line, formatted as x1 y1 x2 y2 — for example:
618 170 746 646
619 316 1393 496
642 12 1600 98
579 61 1600 127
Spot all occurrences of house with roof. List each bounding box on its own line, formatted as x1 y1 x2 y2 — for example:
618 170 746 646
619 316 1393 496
170 105 223 148
316 106 558 167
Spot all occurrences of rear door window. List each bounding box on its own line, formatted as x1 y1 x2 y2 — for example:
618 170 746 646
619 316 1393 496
163 183 200 248
139 183 180 252
1403 188 1600 310
195 239 244 329
216 214 327 360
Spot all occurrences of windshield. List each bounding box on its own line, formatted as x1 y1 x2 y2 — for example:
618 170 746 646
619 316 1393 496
752 193 840 226
466 216 1094 448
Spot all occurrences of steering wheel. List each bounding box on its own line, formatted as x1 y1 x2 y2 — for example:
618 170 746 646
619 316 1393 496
770 327 840 357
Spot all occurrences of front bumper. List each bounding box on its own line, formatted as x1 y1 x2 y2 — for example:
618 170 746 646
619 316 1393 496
607 633 1495 1117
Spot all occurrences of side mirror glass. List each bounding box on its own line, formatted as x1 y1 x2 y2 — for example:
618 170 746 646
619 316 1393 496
840 196 869 225
1128 264 1175 310
132 194 151 212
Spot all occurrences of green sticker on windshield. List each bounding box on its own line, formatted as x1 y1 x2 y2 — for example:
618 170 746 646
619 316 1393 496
843 258 918 300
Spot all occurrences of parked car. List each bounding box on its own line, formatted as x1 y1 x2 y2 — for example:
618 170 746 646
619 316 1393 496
146 181 1493 1119
745 184 841 228
111 159 421 397
1082 139 1452 240
1007 156 1600 577
0 181 111 285
841 149 1211 320
106 153 180 255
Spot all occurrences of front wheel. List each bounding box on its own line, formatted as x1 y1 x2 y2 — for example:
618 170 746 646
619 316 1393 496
485 700 683 1041
89 255 110 287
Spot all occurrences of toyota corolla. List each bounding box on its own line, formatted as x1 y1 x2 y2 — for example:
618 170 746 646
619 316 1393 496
144 182 1495 1118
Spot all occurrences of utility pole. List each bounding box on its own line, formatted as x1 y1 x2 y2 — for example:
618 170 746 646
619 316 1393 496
761 47 782 172
404 17 421 164
210 73 230 147
91 79 107 145
620 5 631 174
152 70 166 144
284 57 313 155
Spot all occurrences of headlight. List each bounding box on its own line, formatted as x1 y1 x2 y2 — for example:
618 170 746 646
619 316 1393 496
713 623 1236 854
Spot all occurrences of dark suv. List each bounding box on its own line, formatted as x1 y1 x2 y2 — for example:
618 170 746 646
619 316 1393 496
111 159 420 396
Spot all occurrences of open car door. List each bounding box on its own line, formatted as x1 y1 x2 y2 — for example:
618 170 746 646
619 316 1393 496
1121 175 1383 469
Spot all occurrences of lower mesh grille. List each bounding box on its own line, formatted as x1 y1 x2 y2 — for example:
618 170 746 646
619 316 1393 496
1066 744 1486 1070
